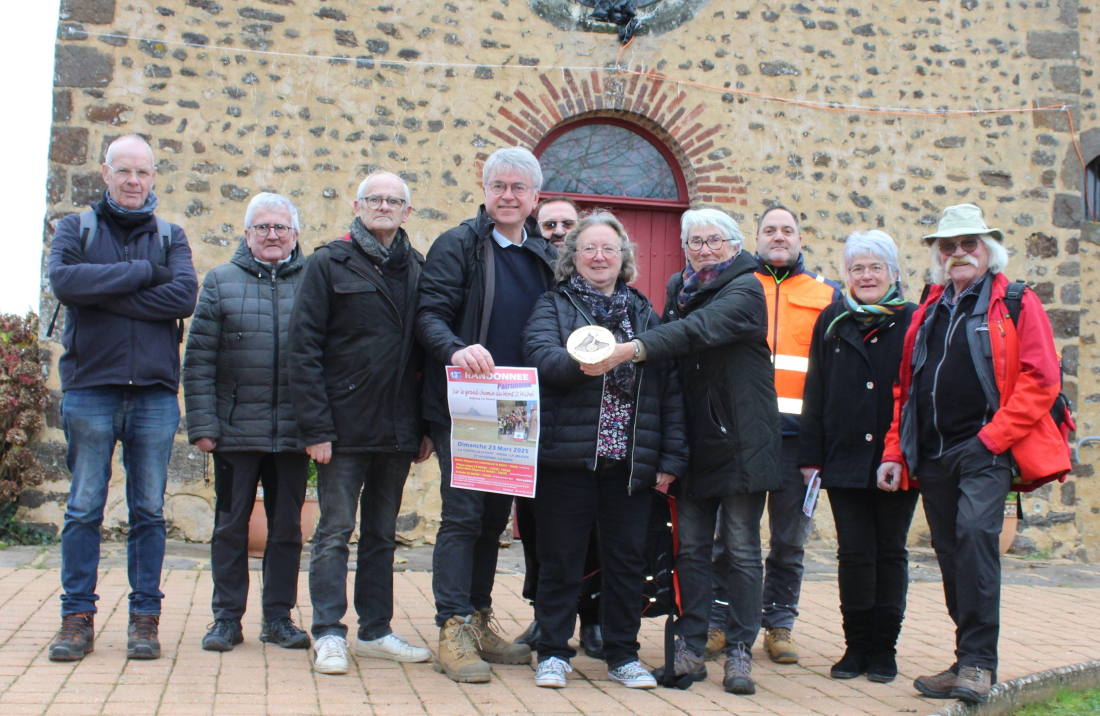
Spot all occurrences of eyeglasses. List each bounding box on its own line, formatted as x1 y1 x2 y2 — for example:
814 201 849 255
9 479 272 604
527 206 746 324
539 220 576 232
937 237 981 256
578 245 621 258
361 195 407 210
848 263 888 278
250 223 293 238
106 164 154 181
487 181 533 197
686 235 731 251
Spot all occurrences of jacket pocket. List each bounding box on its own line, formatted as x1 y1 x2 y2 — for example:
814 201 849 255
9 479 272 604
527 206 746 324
227 382 239 425
706 385 737 443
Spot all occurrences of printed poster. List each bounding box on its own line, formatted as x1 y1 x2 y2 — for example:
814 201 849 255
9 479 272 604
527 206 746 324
446 366 540 498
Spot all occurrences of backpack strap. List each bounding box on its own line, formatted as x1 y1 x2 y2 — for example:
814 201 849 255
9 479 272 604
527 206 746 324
1004 280 1027 326
155 216 172 265
919 282 932 305
47 211 100 338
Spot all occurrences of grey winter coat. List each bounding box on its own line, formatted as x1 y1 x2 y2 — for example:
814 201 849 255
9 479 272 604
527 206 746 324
183 240 304 452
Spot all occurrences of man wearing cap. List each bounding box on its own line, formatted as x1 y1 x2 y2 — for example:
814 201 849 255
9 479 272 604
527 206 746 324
878 204 1070 704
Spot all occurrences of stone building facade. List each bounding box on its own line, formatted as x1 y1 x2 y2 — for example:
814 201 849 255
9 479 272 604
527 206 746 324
31 0 1098 558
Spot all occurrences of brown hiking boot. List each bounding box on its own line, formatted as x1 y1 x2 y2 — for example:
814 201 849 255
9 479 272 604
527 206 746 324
703 627 725 662
127 614 161 660
951 666 993 703
764 627 799 664
472 608 532 665
913 667 958 699
433 615 492 683
49 613 95 661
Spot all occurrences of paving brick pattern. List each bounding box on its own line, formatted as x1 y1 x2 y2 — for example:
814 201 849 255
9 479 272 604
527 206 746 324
1 565 1097 716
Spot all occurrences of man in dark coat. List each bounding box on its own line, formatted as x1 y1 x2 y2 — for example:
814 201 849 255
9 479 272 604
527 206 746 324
416 147 555 683
47 135 198 662
184 192 310 653
289 171 433 675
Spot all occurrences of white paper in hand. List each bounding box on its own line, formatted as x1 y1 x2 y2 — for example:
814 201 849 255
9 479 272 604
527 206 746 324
802 470 822 517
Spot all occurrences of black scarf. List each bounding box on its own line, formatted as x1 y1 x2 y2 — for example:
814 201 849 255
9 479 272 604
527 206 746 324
350 217 410 316
569 273 636 396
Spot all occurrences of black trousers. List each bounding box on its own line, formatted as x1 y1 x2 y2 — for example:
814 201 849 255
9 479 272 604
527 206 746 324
827 487 919 615
516 496 601 626
534 460 652 668
919 437 1012 671
210 451 309 621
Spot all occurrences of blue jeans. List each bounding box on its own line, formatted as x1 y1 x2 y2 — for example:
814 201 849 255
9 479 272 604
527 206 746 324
309 452 412 640
60 387 180 616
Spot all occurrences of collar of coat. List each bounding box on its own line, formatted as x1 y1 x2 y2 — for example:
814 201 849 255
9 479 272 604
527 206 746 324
230 238 304 277
672 249 759 305
463 205 557 265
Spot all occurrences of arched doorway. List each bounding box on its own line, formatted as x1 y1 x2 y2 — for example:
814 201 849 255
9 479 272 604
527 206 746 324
534 118 690 307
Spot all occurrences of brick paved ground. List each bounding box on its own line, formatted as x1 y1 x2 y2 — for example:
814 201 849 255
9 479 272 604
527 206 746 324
1 547 1097 716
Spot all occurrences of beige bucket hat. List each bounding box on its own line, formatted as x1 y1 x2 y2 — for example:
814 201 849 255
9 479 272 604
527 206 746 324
922 204 1004 245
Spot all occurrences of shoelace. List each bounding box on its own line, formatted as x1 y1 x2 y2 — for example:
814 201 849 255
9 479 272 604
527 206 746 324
316 636 348 660
481 611 509 638
450 621 484 657
960 666 985 680
130 615 159 640
539 657 573 675
206 619 236 637
270 617 298 637
615 661 649 680
730 644 752 676
58 614 91 641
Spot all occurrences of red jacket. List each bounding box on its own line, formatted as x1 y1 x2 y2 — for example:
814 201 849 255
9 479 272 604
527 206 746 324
882 272 1070 491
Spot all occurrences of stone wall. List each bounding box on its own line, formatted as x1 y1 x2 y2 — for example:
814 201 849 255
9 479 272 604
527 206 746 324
29 0 1098 557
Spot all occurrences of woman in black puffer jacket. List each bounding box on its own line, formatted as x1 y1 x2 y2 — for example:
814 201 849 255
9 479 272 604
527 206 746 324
521 211 688 691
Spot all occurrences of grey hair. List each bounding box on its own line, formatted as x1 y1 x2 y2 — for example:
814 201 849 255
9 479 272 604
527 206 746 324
104 134 154 167
482 147 543 190
244 192 300 232
357 171 411 204
844 230 900 282
929 233 1009 284
554 211 639 285
680 208 745 249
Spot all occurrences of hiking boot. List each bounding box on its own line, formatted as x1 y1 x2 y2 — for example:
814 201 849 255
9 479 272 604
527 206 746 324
652 639 707 683
764 627 798 664
49 613 94 661
578 624 604 660
202 619 243 652
534 656 572 688
260 616 311 649
515 620 541 648
703 627 726 662
913 667 958 699
472 608 531 665
951 666 993 703
311 635 349 675
608 660 657 689
127 614 161 660
723 643 755 695
433 615 492 683
356 633 432 663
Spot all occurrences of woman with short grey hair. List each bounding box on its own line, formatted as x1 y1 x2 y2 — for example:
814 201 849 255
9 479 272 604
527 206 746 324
679 208 745 253
798 229 917 685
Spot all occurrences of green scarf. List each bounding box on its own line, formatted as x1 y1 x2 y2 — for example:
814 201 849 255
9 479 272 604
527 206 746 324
825 283 906 339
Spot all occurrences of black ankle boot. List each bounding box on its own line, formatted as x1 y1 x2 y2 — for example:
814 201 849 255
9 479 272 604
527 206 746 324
831 608 873 679
866 606 903 683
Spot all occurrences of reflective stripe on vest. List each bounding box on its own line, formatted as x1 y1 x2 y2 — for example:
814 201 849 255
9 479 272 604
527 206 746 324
756 270 837 415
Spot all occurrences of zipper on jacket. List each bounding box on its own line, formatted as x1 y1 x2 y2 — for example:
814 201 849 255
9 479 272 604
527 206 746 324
929 304 968 457
125 243 135 384
270 268 280 452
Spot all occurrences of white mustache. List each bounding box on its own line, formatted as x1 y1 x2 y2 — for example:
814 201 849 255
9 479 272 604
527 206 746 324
947 255 979 269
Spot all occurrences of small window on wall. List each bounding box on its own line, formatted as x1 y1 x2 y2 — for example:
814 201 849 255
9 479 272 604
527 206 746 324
1087 155 1100 222
539 122 681 200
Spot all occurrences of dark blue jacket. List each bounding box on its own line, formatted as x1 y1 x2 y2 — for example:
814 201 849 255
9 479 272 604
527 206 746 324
48 204 198 393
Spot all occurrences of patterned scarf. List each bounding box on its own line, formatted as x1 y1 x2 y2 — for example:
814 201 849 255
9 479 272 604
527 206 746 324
825 283 906 339
569 273 636 396
677 256 738 312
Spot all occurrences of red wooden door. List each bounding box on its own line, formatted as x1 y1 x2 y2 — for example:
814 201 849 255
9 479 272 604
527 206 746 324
573 201 684 309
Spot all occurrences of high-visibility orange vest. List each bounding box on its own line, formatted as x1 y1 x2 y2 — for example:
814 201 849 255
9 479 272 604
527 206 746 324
754 263 839 425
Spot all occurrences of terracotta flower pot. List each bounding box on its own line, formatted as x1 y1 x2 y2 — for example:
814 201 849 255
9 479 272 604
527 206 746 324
247 489 320 559
1000 499 1019 556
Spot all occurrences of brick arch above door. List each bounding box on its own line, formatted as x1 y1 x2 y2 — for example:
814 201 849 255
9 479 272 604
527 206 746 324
474 68 748 210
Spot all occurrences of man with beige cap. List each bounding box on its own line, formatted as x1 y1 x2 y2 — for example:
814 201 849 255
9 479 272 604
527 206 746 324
878 204 1070 703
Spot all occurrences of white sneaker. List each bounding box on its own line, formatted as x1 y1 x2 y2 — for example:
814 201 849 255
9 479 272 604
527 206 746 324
608 660 657 689
355 633 432 663
311 635 350 675
535 657 572 688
